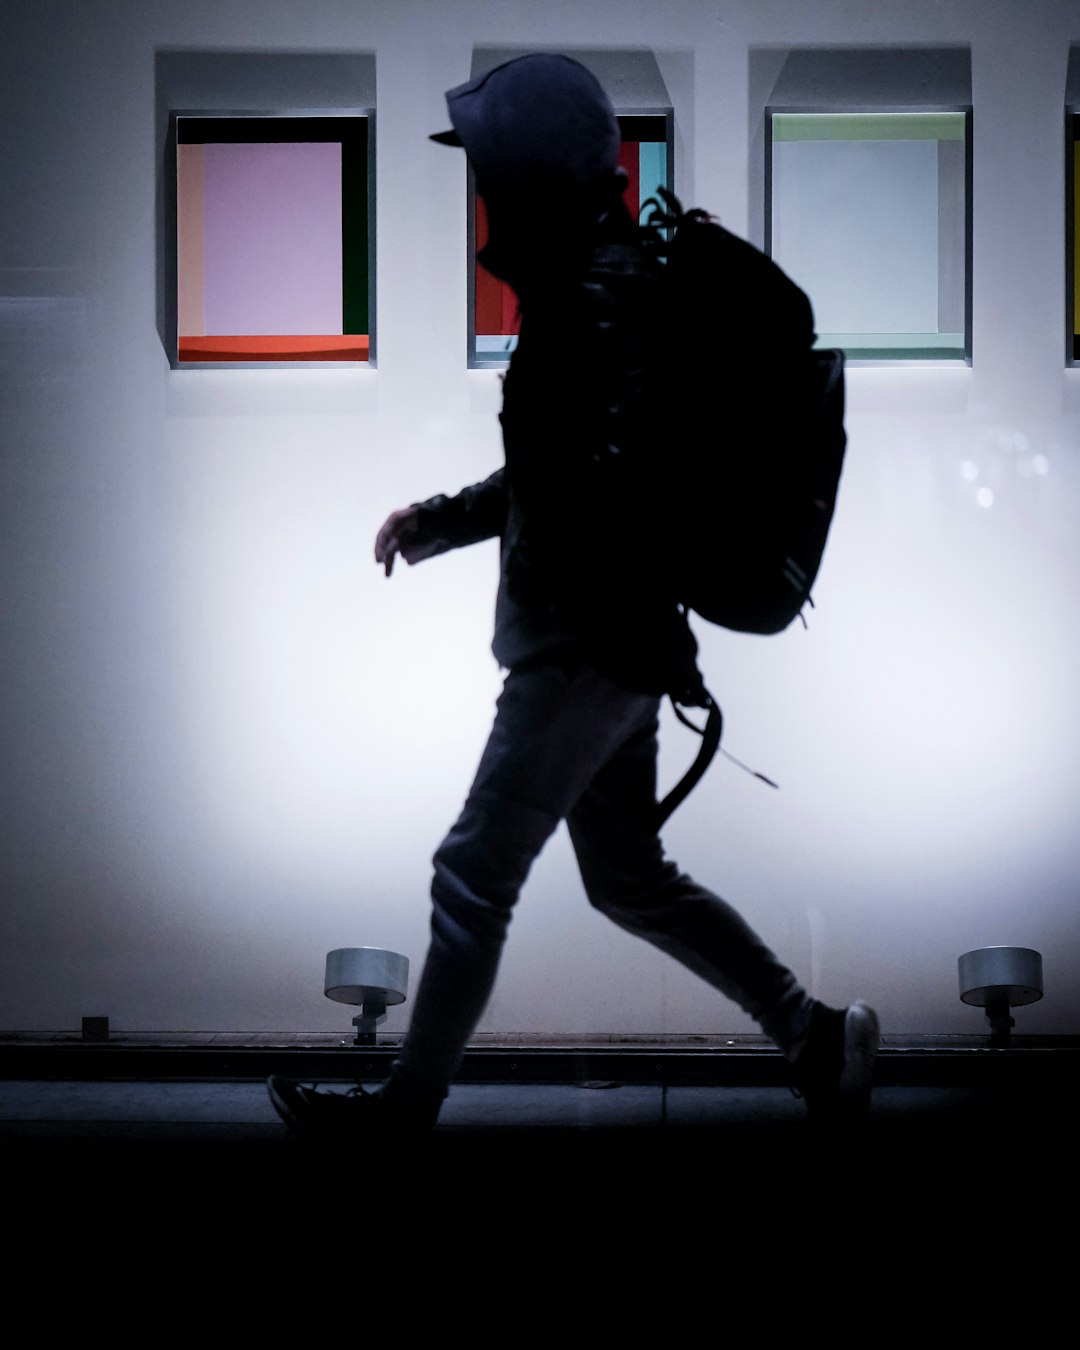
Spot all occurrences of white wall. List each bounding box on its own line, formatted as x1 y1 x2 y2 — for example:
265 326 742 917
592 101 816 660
1 0 1078 1038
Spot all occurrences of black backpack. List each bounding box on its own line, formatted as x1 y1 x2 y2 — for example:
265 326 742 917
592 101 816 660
639 190 849 826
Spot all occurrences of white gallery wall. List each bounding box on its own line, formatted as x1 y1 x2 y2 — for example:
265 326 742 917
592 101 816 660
1 0 1078 1037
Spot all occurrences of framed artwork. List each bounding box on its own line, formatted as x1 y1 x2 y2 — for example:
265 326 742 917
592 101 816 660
766 109 971 362
468 110 673 368
1069 110 1079 364
172 112 373 367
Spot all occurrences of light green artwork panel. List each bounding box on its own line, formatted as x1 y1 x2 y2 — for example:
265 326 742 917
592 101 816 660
767 111 970 362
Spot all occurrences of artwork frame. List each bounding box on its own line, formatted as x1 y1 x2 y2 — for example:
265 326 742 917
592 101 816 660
466 108 674 369
169 108 375 369
765 105 973 364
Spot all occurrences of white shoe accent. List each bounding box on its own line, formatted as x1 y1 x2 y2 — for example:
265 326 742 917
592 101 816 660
838 1000 880 1108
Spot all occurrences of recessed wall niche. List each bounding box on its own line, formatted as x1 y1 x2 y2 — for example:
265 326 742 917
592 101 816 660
463 48 675 369
156 51 377 369
750 47 972 364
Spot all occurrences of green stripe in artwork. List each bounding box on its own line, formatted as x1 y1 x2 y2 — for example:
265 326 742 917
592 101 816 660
816 331 966 361
341 129 369 339
772 112 966 142
1074 141 1079 337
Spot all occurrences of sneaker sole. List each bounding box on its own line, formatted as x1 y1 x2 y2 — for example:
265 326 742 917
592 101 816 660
266 1074 308 1137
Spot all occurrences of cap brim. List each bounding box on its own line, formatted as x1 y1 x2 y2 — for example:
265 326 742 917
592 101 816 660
429 128 462 146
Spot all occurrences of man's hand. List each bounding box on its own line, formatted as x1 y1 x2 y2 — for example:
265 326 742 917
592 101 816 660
374 506 441 576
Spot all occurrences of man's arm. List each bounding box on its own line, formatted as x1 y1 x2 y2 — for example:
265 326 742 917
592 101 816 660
375 469 507 577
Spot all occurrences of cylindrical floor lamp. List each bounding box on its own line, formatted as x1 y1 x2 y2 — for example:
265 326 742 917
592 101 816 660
325 947 410 1046
958 946 1043 1045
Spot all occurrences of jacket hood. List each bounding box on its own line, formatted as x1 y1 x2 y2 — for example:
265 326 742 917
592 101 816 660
437 53 621 198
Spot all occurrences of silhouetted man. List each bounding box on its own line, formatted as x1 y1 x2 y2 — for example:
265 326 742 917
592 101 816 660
268 53 878 1138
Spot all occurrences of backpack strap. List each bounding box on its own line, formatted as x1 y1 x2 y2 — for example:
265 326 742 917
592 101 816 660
651 687 781 833
651 692 723 832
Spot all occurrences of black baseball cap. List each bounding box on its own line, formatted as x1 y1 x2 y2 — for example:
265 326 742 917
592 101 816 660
429 53 620 192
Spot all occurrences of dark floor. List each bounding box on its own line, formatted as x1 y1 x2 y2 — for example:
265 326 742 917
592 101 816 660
0 1075 1012 1141
4 1040 1075 1277
3 1033 1073 1158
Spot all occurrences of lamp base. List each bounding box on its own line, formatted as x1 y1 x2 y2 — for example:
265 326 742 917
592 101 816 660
985 996 1015 1046
352 1001 388 1046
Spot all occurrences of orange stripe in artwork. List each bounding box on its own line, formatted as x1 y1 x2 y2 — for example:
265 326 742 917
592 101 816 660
179 335 369 362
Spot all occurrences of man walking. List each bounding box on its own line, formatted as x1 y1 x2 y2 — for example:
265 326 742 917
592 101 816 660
268 53 878 1138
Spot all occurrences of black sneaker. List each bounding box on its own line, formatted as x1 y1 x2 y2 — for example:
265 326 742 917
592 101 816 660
267 1075 390 1141
792 1001 880 1123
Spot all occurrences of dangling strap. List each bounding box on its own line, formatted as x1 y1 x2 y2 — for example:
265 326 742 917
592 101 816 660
652 692 724 832
652 688 780 833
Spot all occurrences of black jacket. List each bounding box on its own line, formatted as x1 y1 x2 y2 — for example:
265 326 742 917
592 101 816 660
411 201 705 702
